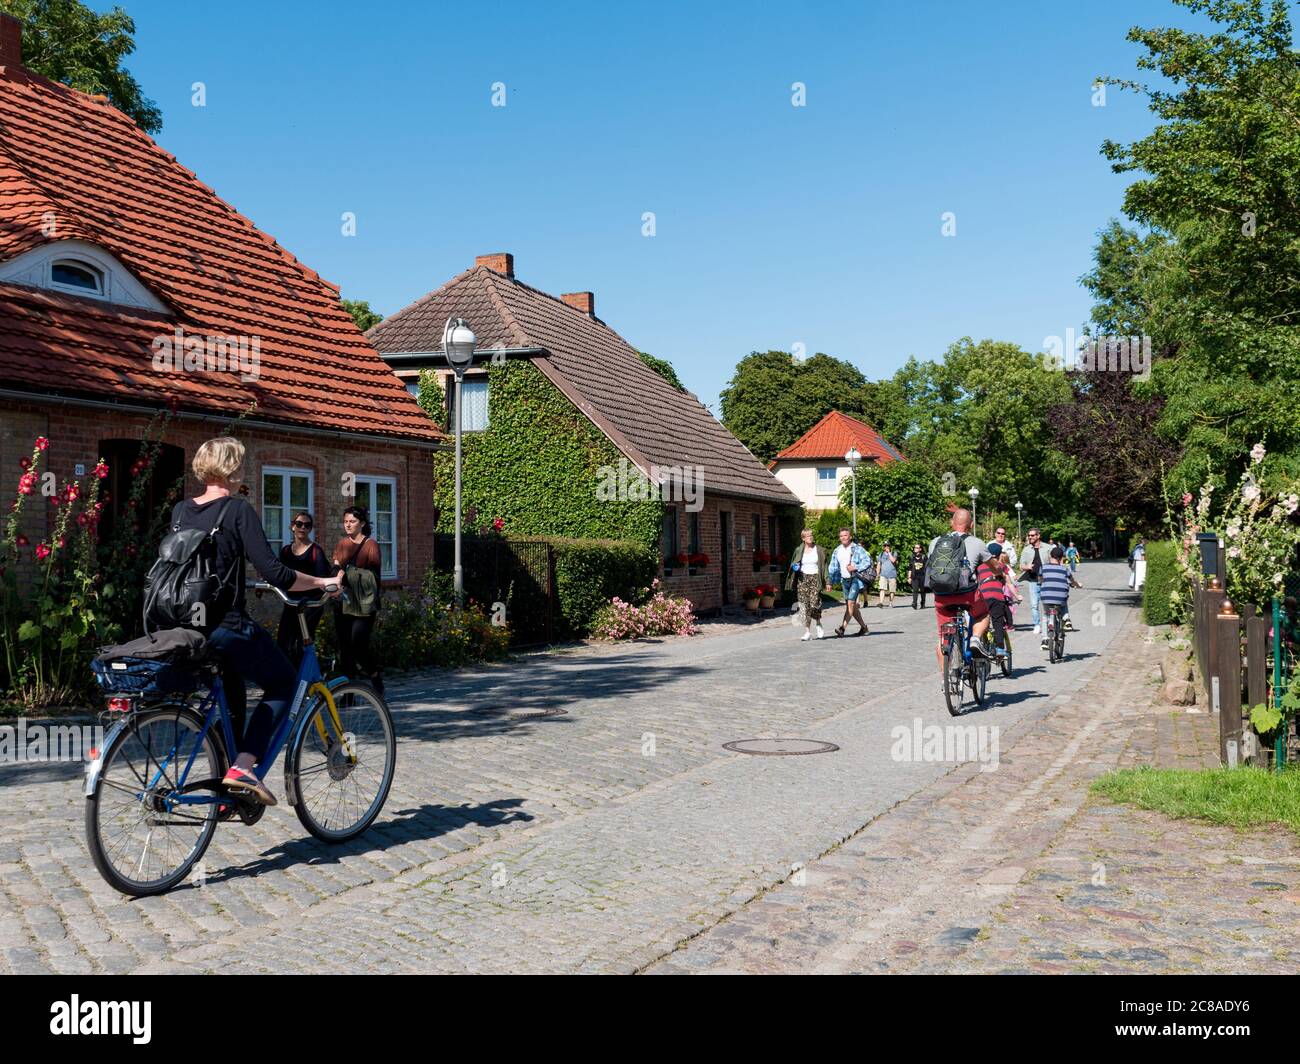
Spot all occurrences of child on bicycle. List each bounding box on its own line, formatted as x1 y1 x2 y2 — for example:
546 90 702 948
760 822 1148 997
1039 546 1081 650
976 544 1013 657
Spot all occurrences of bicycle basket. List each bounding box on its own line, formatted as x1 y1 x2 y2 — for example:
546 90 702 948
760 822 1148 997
91 656 199 698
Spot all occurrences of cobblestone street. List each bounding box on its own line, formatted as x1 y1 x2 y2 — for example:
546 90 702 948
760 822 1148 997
3 560 1292 974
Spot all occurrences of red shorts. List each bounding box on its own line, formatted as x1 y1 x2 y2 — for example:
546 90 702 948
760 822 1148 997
934 589 988 631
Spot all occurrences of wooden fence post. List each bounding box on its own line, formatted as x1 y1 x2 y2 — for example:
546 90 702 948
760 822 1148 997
1245 606 1269 767
1215 600 1243 766
1201 583 1225 706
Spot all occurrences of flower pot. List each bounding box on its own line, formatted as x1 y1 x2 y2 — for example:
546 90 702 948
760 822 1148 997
759 595 775 609
743 598 759 612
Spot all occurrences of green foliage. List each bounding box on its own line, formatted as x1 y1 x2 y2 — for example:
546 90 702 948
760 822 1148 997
775 504 805 563
0 0 161 132
719 350 893 463
416 369 445 427
432 359 663 549
839 460 944 555
1141 539 1180 626
1092 764 1300 836
637 351 684 391
341 299 383 333
811 507 868 553
549 537 658 638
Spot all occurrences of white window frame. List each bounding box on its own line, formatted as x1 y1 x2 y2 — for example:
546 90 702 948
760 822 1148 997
816 467 839 495
261 466 315 557
50 259 106 299
355 475 399 580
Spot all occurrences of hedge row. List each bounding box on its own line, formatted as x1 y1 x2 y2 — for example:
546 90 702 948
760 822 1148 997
549 537 659 638
1142 539 1180 626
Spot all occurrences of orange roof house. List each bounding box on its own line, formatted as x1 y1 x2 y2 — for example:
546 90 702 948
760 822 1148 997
768 410 901 511
0 15 439 586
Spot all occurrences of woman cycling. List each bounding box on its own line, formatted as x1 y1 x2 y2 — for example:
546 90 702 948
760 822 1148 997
176 438 339 806
332 505 384 695
275 510 330 666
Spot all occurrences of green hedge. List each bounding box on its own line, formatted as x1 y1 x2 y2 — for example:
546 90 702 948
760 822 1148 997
1142 540 1180 626
548 537 658 637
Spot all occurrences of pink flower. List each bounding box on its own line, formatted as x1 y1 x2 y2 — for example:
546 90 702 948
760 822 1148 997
94 462 108 479
34 437 48 451
1181 492 1192 506
34 542 50 560
1251 442 1266 463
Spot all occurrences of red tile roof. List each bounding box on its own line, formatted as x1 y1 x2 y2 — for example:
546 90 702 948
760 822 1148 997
773 410 902 464
368 262 800 505
0 57 441 444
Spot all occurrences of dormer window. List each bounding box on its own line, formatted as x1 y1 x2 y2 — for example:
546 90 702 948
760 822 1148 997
51 260 105 297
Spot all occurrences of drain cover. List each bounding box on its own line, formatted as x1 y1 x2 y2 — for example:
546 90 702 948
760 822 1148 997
723 738 839 756
469 705 568 719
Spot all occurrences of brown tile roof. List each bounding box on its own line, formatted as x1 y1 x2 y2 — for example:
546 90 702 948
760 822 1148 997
0 52 441 445
369 262 800 505
774 410 902 464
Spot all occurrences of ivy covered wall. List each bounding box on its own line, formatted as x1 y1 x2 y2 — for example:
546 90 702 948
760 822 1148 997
425 359 664 548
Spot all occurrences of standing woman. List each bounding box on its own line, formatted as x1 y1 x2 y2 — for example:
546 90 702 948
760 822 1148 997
786 528 829 641
276 511 331 666
333 505 384 694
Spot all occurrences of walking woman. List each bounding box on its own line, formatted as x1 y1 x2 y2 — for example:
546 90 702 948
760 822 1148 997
175 438 340 805
276 510 331 667
910 543 928 609
333 505 384 694
786 528 830 640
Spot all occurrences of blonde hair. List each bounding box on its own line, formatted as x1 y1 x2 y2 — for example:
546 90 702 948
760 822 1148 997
192 437 246 485
800 528 814 541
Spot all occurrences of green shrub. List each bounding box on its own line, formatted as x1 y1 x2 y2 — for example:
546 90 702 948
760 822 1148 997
550 537 658 637
1142 539 1180 625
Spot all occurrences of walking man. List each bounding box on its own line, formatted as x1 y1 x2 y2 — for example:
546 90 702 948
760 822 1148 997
1018 527 1048 634
910 543 927 609
827 527 870 636
877 542 898 608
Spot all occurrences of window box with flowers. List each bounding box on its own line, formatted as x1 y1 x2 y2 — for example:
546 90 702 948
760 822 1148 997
753 548 771 572
687 552 709 575
771 552 787 574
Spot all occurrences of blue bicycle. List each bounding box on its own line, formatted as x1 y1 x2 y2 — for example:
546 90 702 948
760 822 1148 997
84 583 396 897
939 606 988 715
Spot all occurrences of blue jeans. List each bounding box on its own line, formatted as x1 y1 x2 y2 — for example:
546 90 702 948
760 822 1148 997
1027 581 1042 627
841 577 865 602
207 617 297 762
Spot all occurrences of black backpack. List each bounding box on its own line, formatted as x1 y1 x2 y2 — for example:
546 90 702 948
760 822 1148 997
926 532 972 595
142 498 241 636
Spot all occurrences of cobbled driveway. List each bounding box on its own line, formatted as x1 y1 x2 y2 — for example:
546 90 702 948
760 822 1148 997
1 563 1138 973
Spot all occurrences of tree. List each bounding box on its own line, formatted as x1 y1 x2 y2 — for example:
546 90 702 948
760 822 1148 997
1098 0 1300 489
839 459 944 552
341 299 383 333
637 350 684 391
719 350 894 463
0 0 161 132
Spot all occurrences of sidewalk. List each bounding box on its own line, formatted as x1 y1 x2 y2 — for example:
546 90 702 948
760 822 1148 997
646 619 1300 974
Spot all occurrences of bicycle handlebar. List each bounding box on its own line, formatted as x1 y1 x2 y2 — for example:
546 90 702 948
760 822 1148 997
247 580 341 607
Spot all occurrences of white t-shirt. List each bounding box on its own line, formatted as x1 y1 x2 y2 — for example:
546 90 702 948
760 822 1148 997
834 544 854 575
800 546 819 569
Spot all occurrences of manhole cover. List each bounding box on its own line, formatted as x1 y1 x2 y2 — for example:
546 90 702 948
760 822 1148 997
723 738 839 756
469 705 568 719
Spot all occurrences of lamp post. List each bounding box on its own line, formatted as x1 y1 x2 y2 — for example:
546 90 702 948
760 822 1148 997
442 317 477 605
968 486 979 536
1015 500 1023 543
845 447 862 536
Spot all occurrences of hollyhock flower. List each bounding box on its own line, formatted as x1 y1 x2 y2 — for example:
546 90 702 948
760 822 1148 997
1181 492 1192 507
34 542 50 559
34 437 48 451
94 461 108 479
18 456 29 470
1274 573 1285 585
15 534 28 547
1243 483 1260 503
1251 442 1266 463
65 483 79 502
1228 546 1241 558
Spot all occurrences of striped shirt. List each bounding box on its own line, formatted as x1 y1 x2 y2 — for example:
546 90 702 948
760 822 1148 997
976 562 1007 604
1039 563 1073 605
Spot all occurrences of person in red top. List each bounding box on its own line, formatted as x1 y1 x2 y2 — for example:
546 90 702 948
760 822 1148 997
976 543 1013 657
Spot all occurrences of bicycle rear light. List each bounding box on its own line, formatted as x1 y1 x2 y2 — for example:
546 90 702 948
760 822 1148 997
106 696 134 714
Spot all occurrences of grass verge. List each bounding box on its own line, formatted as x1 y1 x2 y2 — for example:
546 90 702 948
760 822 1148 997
1091 765 1300 836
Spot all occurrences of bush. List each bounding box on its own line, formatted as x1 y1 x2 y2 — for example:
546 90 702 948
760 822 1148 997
590 580 697 640
550 537 658 637
1142 540 1180 626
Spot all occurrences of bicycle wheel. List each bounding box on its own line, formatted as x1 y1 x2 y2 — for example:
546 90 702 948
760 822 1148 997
287 681 396 843
943 634 965 716
1047 615 1059 663
1000 634 1013 678
969 656 988 704
85 705 224 898
1055 626 1067 661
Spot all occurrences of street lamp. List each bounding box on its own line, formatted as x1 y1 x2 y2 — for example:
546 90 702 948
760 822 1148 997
443 316 477 605
845 447 862 536
968 486 979 534
1015 500 1023 543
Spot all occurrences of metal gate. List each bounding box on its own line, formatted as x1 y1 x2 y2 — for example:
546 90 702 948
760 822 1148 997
432 535 556 646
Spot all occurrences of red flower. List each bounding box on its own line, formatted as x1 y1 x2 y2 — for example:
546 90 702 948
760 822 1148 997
56 536 66 548
18 457 29 470
65 483 80 502
50 494 60 507
34 437 48 451
492 517 505 531
76 513 88 527
125 545 137 557
673 553 689 567
94 461 108 479
35 542 51 560
15 534 28 547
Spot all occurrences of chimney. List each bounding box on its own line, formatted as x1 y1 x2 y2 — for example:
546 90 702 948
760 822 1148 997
475 252 514 278
561 291 595 317
0 14 21 68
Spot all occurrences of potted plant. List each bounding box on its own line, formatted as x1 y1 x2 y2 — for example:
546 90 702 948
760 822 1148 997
742 587 760 612
671 552 688 575
758 584 776 609
753 548 771 572
688 552 709 575
772 552 787 573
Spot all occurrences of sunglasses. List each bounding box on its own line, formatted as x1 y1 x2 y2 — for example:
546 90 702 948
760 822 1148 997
293 520 313 529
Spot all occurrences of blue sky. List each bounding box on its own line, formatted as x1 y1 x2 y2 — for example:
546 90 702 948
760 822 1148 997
115 0 1207 411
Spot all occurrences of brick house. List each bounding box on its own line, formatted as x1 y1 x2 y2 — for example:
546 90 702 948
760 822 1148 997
0 15 442 605
367 252 801 612
768 410 901 512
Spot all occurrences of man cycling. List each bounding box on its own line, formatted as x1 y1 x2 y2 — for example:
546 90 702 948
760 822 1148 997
927 508 992 673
